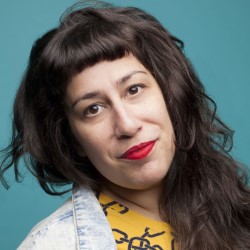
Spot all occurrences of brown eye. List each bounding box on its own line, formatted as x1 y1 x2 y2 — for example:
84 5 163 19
84 104 104 117
127 84 145 97
128 86 139 95
88 105 99 114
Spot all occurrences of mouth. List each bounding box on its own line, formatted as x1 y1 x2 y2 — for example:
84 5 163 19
121 140 156 160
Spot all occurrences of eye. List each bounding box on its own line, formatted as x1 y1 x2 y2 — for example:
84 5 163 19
127 84 144 96
84 104 105 117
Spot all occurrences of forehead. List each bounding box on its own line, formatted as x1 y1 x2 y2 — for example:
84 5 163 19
73 55 146 85
66 54 150 96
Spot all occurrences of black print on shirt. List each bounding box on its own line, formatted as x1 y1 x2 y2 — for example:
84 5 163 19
100 199 175 249
101 200 129 216
113 227 175 250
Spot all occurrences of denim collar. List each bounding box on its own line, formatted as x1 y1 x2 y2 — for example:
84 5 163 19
72 186 117 249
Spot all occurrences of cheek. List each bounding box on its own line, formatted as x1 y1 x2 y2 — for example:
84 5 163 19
79 133 103 155
147 96 172 126
150 95 175 146
76 125 111 158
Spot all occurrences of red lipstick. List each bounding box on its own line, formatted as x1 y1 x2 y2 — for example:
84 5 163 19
121 141 156 160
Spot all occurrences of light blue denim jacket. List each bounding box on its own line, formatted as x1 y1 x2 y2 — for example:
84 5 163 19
18 186 117 250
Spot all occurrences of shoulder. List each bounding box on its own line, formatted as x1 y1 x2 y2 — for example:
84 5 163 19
17 186 117 250
17 198 76 250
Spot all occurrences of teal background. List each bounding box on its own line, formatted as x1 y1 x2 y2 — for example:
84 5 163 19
0 0 249 249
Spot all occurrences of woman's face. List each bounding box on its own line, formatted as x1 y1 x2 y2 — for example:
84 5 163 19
65 54 175 191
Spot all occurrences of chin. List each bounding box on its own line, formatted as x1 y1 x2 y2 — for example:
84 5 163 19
126 174 166 190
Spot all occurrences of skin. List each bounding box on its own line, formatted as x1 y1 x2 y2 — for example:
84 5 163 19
65 54 175 220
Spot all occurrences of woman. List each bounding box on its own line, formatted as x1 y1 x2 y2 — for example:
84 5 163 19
1 2 250 249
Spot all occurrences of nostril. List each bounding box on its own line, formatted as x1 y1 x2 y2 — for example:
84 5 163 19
117 134 133 140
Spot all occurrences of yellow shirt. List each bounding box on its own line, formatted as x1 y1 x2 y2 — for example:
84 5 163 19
99 193 176 250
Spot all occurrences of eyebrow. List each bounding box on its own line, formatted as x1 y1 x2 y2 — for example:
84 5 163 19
116 70 146 85
71 70 146 108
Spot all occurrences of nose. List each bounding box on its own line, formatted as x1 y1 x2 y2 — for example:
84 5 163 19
113 104 142 139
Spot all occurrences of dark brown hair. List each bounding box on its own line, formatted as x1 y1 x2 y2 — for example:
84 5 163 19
1 2 250 249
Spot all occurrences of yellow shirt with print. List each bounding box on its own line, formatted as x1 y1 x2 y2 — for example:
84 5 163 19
99 193 176 250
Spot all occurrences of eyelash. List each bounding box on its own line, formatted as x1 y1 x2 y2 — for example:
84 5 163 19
83 104 105 118
126 83 145 97
83 83 146 118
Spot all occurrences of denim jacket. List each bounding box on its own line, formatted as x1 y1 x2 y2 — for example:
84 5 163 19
18 186 117 250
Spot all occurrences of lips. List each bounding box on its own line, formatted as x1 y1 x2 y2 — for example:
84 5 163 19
121 140 156 160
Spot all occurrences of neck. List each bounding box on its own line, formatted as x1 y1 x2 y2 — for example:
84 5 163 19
101 181 163 221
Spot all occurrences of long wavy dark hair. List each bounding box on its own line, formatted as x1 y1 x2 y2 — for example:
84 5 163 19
1 2 250 249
